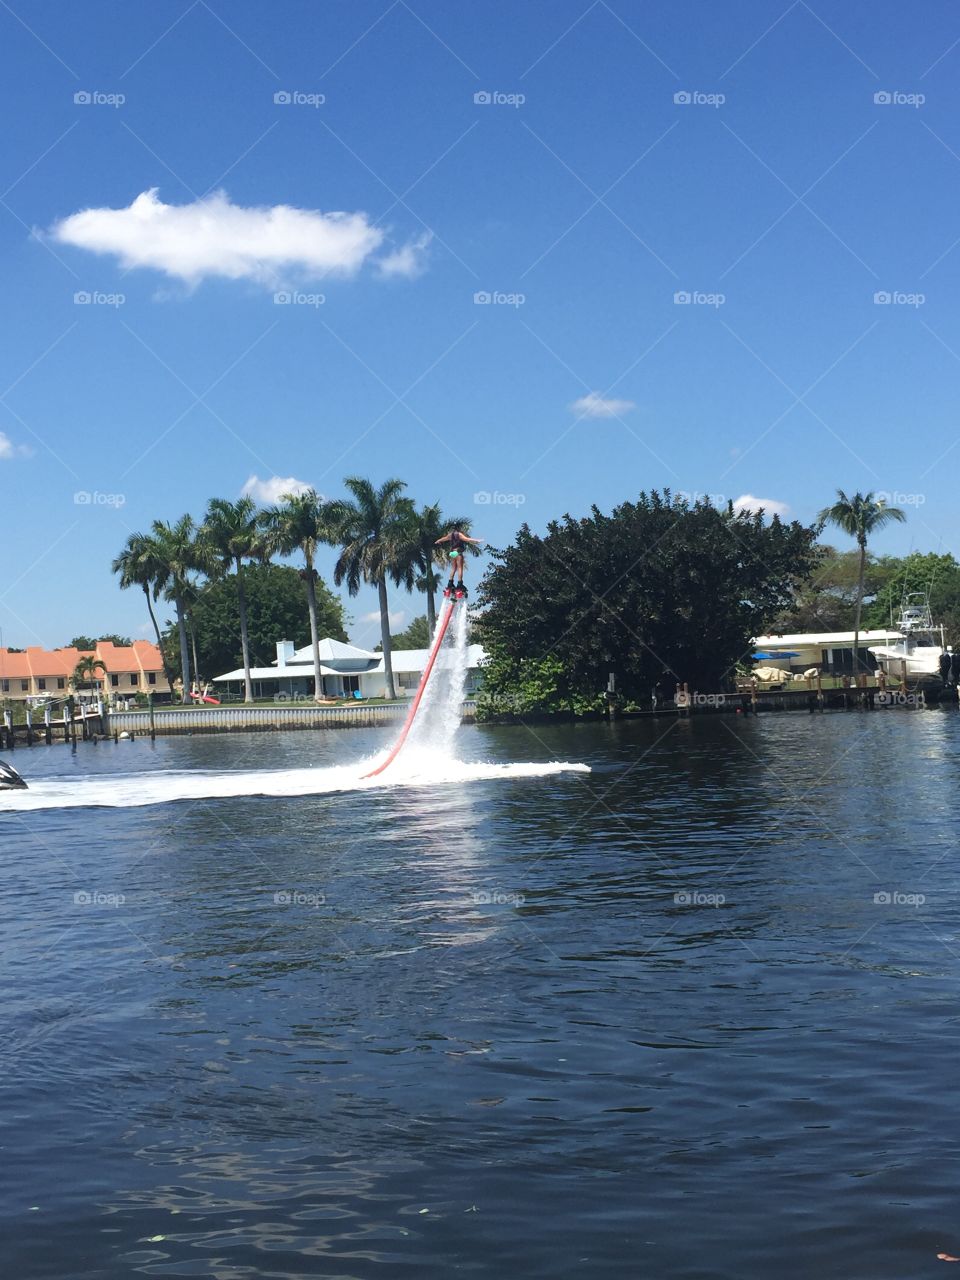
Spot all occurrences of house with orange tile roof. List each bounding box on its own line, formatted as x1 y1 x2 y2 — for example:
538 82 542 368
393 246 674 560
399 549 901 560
0 640 171 704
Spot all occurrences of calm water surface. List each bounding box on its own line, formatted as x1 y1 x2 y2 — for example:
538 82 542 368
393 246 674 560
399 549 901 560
3 712 960 1278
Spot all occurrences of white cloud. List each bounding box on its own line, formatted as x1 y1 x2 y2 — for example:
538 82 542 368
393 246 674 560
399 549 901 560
50 188 398 288
733 493 790 518
241 474 312 505
570 392 637 418
362 610 405 628
0 431 30 459
376 231 433 279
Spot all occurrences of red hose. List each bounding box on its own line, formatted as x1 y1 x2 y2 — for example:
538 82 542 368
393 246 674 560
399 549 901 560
362 600 457 778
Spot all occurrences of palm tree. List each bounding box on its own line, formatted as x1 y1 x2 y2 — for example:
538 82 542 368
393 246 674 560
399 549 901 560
111 531 176 692
261 488 339 702
406 503 474 633
151 514 201 703
332 477 415 700
818 490 906 678
200 497 268 704
72 654 106 700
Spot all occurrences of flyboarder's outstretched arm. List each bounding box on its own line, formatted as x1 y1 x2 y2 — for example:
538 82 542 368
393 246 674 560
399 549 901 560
435 533 485 545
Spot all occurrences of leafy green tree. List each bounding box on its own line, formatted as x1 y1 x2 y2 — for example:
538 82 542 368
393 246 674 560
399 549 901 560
817 490 906 675
151 515 202 702
261 489 341 702
381 615 432 651
200 497 269 703
111 531 176 689
866 551 960 643
332 477 415 700
768 545 883 634
476 491 818 714
72 655 106 696
169 563 346 684
68 635 97 650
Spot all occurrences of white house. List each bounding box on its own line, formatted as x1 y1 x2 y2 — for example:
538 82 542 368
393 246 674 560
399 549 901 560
213 638 486 701
752 628 903 674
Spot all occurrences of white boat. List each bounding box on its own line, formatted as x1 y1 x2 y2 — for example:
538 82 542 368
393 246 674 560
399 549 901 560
868 593 948 683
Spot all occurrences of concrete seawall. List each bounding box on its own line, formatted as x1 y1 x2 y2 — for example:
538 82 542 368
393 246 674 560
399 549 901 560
109 701 478 736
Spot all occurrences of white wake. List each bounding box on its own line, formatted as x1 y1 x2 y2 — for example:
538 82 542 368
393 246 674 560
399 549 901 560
0 758 590 812
3 606 592 813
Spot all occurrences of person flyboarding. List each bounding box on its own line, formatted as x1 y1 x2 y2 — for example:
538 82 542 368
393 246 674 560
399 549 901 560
435 525 484 598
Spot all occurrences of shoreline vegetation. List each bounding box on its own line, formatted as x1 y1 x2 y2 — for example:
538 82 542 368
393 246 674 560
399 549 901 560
10 485 953 729
110 480 474 705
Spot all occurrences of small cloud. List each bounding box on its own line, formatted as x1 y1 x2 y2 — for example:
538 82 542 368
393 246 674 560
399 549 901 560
0 431 31 459
50 188 390 289
733 493 790 517
570 392 637 419
362 610 405 628
376 231 433 279
241 474 311 505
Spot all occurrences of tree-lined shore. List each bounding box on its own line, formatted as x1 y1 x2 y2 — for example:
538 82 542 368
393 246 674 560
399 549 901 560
113 480 472 702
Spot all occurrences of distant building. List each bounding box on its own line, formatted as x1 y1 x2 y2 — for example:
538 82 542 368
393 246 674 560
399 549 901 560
213 639 486 701
0 641 171 703
752 628 903 674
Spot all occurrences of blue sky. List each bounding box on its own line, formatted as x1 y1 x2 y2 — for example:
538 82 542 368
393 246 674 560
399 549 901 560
2 0 959 650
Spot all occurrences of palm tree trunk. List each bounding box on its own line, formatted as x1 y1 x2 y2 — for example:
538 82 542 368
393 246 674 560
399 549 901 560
853 540 866 680
236 558 253 703
304 555 323 700
142 584 175 693
378 576 396 700
188 618 201 694
175 589 191 703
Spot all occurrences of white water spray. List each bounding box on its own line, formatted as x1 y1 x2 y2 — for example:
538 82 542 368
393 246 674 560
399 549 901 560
404 602 469 759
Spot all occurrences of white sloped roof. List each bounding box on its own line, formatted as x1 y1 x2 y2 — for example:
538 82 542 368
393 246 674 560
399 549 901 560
372 643 486 673
213 663 349 682
287 638 378 664
754 630 902 646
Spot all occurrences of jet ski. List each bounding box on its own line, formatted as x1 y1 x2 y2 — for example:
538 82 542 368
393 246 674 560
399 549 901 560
0 759 27 789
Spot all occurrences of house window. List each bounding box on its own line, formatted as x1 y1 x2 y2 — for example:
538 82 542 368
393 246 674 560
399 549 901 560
38 678 46 691
148 672 156 685
398 671 421 689
1 680 8 692
129 674 138 686
111 675 119 687
20 680 28 692
342 675 360 693
58 678 65 689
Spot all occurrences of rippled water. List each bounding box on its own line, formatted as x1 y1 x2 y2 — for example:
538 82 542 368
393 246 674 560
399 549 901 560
3 711 960 1278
